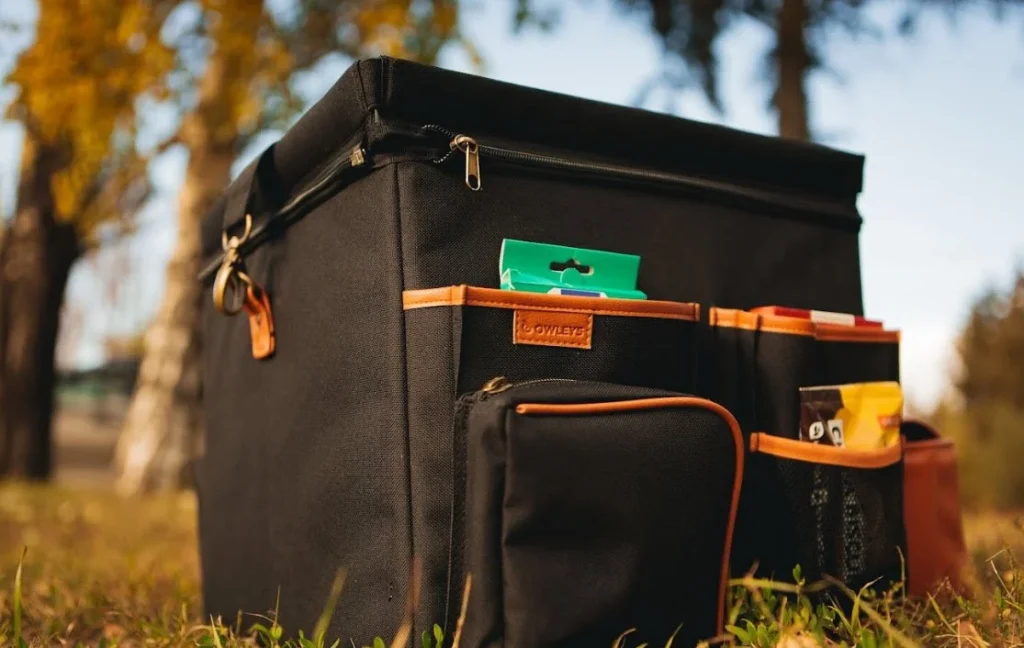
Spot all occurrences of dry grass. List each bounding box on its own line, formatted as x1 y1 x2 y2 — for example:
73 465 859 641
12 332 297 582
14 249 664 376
0 482 1023 647
0 482 199 646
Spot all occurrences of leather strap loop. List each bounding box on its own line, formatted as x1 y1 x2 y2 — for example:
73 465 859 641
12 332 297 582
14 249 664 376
223 143 278 232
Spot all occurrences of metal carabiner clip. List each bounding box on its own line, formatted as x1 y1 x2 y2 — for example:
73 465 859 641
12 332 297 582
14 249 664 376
212 214 253 315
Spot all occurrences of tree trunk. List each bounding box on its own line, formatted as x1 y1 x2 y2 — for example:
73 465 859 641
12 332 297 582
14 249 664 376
0 136 80 479
774 0 811 141
113 52 238 494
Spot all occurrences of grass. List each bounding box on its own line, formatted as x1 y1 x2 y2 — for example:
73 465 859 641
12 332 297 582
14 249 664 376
0 483 1022 647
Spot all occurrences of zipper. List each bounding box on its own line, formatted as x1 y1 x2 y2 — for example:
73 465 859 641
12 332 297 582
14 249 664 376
198 142 368 282
201 119 859 282
446 372 581 630
420 124 859 224
479 376 581 396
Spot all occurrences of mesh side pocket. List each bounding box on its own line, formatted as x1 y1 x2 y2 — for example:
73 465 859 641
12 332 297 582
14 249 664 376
746 434 906 592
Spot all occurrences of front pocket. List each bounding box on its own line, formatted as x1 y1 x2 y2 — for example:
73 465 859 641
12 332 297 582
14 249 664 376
740 433 906 592
403 287 701 631
404 286 700 394
453 380 743 648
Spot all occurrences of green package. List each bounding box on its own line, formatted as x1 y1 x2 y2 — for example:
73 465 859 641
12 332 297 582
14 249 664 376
499 238 646 300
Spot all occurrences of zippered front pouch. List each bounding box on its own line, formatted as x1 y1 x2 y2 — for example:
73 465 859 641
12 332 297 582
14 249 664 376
450 379 743 648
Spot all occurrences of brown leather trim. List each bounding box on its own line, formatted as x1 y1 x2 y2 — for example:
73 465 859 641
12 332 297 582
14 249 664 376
402 285 699 321
513 310 593 349
814 323 900 343
903 432 967 597
710 307 900 342
709 308 815 336
749 432 902 468
243 285 276 360
515 396 743 634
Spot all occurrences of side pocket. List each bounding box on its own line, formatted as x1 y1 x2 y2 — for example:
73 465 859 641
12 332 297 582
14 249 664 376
902 420 968 597
815 325 901 386
456 382 743 648
710 309 817 438
746 433 906 591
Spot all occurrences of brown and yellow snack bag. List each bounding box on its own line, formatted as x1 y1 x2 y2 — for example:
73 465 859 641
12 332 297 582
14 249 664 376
798 381 903 450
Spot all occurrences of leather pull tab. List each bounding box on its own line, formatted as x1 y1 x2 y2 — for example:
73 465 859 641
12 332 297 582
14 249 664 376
243 285 276 360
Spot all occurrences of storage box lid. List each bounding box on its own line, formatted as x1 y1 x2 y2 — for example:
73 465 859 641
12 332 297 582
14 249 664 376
268 56 864 204
201 56 866 280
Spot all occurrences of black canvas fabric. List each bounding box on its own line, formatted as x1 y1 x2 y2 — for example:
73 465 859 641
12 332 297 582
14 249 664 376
403 293 699 627
719 320 903 586
197 55 871 645
455 380 741 648
741 444 906 593
710 324 901 440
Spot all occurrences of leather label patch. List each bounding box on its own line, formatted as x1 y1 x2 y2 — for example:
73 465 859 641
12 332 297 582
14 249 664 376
513 310 593 349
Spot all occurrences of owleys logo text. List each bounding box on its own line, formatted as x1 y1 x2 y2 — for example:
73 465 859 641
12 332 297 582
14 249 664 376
513 310 594 349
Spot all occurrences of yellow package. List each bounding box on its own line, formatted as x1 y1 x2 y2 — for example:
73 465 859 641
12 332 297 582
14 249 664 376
798 381 903 450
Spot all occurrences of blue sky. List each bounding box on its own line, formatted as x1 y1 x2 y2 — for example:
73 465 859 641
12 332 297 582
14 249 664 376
1 1 1022 410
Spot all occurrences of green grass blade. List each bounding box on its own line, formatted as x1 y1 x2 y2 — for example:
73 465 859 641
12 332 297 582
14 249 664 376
13 547 26 645
209 615 224 648
313 568 347 647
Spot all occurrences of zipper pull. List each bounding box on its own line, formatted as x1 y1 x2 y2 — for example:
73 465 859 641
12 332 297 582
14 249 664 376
482 376 511 394
450 135 481 191
349 145 366 167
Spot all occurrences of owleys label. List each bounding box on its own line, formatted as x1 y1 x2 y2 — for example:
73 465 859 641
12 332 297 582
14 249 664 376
798 381 903 450
513 309 593 349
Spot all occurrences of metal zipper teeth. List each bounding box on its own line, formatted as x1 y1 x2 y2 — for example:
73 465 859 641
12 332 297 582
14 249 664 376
198 145 366 281
479 376 581 397
200 122 858 282
422 124 861 226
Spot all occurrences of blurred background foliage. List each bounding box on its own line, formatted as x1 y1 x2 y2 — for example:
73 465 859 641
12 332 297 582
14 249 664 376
928 270 1024 510
0 0 1020 509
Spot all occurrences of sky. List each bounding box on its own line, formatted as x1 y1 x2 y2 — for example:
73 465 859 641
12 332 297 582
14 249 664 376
1 1 1023 411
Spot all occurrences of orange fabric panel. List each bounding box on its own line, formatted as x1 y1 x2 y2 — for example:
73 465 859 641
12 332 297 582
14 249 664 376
749 432 902 469
709 308 815 336
814 323 900 344
903 432 968 597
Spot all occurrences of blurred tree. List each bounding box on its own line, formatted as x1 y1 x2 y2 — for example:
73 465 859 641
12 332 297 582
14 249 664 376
0 0 173 479
930 270 1024 509
605 0 1022 141
113 0 465 494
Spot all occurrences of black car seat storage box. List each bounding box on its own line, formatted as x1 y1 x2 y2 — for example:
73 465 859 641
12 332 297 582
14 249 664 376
196 55 867 645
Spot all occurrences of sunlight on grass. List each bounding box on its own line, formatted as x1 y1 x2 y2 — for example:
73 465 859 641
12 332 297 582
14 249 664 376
0 483 1022 646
